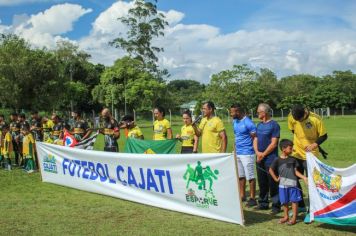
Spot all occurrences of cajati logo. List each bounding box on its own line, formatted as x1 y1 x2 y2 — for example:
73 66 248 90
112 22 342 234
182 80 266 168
43 154 58 174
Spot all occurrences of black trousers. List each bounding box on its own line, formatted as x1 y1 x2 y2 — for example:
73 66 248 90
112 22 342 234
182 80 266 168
256 158 280 209
296 158 308 208
181 146 194 154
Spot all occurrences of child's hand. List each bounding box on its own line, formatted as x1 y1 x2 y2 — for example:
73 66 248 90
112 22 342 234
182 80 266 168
176 134 181 139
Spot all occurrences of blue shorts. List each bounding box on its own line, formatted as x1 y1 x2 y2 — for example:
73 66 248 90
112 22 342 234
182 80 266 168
279 186 302 204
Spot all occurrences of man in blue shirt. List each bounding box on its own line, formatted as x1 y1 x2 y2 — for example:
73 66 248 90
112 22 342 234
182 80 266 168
230 104 257 207
253 103 281 214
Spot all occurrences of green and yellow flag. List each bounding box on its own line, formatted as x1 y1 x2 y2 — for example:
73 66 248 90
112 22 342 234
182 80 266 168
124 138 177 154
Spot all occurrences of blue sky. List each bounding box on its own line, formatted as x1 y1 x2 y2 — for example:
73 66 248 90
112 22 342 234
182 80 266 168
1 0 355 82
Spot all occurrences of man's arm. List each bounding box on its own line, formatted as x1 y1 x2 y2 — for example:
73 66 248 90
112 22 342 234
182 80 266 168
193 135 199 153
305 133 328 152
261 137 279 159
192 124 201 137
82 129 92 140
219 130 227 153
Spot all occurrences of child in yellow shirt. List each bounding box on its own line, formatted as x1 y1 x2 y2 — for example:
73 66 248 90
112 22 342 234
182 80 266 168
1 124 13 171
21 124 36 173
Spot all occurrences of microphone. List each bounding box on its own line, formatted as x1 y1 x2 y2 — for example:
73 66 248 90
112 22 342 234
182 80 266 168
192 115 203 125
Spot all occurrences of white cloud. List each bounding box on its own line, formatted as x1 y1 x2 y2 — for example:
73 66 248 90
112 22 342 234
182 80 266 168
1 1 356 83
0 0 61 6
0 3 92 48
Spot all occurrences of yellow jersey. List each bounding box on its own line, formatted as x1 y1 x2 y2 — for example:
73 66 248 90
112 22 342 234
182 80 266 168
23 133 35 157
127 126 143 139
1 132 13 156
199 116 225 153
180 124 195 147
288 112 327 160
153 119 171 140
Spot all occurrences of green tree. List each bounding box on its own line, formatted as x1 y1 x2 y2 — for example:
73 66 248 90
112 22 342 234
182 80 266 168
166 80 205 109
110 0 168 75
204 64 257 109
92 56 166 112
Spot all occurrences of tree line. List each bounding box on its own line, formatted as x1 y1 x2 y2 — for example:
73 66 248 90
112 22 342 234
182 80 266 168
0 33 355 115
0 0 355 115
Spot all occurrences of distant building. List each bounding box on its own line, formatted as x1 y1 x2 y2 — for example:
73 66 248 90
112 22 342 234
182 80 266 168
179 101 197 119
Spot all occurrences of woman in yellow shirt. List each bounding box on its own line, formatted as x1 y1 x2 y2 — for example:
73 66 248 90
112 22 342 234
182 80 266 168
121 115 144 139
153 106 172 140
176 110 198 153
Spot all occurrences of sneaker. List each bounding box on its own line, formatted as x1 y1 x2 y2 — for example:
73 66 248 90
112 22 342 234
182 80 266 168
241 196 247 202
26 169 34 174
246 198 258 207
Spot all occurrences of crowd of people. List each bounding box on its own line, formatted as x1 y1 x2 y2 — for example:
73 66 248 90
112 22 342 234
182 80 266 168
0 101 327 225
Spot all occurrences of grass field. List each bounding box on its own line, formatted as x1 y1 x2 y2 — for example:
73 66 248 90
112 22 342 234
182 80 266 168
1 116 355 235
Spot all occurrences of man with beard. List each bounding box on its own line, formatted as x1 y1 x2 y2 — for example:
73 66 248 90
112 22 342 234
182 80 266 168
100 108 120 152
193 101 227 153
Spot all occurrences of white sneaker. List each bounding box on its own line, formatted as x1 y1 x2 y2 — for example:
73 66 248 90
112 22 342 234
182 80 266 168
27 169 34 173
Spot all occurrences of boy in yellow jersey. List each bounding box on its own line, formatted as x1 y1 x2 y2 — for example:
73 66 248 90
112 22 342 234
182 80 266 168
193 101 227 153
121 115 144 139
21 124 36 173
153 106 172 140
176 110 198 153
288 104 327 211
1 124 13 171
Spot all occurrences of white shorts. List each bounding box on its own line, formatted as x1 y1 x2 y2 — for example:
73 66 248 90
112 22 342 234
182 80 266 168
236 154 256 180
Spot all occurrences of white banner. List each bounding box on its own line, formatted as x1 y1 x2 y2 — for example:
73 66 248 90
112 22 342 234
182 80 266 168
307 153 356 226
37 142 244 225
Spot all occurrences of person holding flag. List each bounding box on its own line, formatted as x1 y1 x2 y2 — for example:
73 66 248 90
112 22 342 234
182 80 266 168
100 108 120 152
153 106 172 140
121 115 144 139
193 101 227 153
176 110 198 154
288 104 328 212
71 110 92 142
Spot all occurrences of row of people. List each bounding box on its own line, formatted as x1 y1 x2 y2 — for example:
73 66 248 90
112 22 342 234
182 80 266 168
0 102 326 225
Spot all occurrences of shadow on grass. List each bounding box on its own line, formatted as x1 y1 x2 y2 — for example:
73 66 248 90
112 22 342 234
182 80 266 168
315 223 356 233
244 210 280 225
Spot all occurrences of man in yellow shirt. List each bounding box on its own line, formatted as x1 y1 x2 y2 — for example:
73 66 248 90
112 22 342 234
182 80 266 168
1 124 13 171
121 115 144 139
153 106 172 140
288 104 327 211
194 101 227 153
